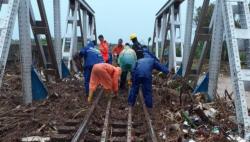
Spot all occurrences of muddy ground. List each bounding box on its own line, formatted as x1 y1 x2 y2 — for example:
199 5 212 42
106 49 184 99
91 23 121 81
0 63 238 142
152 75 237 142
0 63 88 141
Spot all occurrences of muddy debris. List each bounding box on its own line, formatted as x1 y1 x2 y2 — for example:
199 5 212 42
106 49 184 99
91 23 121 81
152 73 239 142
0 65 88 141
0 64 242 142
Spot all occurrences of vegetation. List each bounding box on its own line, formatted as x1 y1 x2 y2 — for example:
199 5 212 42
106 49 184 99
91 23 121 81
194 3 215 27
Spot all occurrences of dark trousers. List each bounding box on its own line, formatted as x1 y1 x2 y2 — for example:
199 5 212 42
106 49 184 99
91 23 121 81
120 71 128 89
83 66 93 95
128 77 153 108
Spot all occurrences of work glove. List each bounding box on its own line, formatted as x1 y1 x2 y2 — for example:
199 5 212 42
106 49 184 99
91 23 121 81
127 79 132 86
158 72 164 77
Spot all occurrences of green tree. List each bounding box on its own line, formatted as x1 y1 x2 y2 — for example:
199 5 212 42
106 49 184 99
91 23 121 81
194 3 215 26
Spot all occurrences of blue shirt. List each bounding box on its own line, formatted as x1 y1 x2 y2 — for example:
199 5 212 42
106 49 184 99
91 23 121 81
132 58 169 79
143 48 159 62
79 42 104 68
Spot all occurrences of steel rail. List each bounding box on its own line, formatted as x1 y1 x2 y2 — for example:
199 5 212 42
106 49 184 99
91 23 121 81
127 106 133 142
100 97 112 142
139 92 158 142
71 90 103 142
127 85 133 142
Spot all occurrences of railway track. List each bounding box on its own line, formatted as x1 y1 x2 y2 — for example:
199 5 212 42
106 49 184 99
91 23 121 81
51 89 158 142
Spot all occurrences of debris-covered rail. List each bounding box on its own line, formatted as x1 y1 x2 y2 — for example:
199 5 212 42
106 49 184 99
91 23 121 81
50 89 159 142
79 90 159 142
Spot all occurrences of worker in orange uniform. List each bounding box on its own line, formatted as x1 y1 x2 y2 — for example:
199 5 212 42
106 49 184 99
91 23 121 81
112 39 124 64
98 35 109 63
88 63 122 103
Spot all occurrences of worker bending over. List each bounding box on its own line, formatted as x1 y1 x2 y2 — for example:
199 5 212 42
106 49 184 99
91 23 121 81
88 63 121 103
98 35 109 63
118 44 137 90
78 41 104 96
128 57 169 109
130 33 144 59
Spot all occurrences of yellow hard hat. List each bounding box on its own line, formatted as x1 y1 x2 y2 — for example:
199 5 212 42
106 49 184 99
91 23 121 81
130 33 137 40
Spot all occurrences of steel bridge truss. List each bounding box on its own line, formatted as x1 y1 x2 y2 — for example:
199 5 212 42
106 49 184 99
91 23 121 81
0 0 95 104
0 0 20 88
154 0 250 139
62 0 97 71
209 0 250 138
153 0 184 72
183 0 212 88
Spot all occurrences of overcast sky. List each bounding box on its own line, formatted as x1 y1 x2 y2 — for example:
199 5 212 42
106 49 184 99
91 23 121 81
81 0 203 43
85 0 166 44
2 0 205 44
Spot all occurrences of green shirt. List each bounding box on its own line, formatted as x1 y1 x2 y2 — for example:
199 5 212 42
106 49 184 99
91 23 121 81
118 46 137 72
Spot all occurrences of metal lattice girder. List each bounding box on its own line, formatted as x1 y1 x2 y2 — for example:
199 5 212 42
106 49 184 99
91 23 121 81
62 0 96 70
29 2 46 68
89 16 96 39
196 2 216 75
0 0 9 10
0 0 19 87
168 4 183 72
0 0 9 4
153 0 184 72
156 0 184 19
221 0 250 138
53 0 62 78
30 0 59 78
18 0 32 104
184 0 211 77
62 0 79 70
77 0 95 15
160 12 169 60
153 19 161 59
237 2 250 68
208 0 224 101
194 8 216 84
182 0 194 76
169 5 177 71
161 15 171 63
77 0 96 42
82 8 88 47
88 15 96 41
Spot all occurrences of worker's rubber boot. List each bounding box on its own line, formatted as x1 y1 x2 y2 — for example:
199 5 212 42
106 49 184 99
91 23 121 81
88 91 94 103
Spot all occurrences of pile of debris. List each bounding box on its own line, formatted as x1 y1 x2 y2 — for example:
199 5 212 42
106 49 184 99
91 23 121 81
0 64 245 141
0 65 89 141
152 74 243 142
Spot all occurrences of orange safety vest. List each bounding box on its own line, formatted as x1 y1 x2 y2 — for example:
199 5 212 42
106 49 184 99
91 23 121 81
112 45 124 56
99 41 109 62
89 63 121 93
